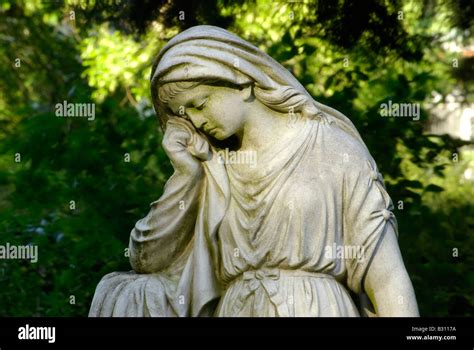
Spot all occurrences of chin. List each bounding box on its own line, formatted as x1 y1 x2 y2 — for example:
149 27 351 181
213 130 228 140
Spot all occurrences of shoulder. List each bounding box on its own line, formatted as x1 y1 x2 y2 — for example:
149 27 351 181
315 121 375 175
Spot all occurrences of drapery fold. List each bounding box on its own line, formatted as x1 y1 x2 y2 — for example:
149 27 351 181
89 149 230 317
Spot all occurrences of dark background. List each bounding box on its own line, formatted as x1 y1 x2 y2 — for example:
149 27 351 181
0 0 472 316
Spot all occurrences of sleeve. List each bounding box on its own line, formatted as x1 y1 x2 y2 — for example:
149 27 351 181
343 157 399 294
129 168 204 274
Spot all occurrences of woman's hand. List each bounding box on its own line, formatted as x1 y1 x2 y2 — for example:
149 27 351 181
162 117 211 176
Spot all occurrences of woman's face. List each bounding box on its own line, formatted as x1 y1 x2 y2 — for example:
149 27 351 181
167 84 250 140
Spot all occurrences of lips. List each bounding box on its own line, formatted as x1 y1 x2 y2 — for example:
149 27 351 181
205 127 215 134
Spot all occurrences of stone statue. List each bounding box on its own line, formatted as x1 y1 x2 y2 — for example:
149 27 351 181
89 25 419 317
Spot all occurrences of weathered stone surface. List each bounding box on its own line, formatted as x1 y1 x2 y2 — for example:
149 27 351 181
89 25 419 317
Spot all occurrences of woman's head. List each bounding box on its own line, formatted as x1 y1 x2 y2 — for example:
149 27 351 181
157 79 312 140
151 25 367 149
158 81 252 140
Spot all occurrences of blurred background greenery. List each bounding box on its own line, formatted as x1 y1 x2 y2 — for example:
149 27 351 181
0 0 472 316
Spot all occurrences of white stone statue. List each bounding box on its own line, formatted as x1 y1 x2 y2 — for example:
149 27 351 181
89 25 419 317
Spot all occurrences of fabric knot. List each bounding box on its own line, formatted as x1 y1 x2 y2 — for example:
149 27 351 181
231 268 285 315
243 268 280 282
366 160 384 187
381 209 392 221
370 170 379 181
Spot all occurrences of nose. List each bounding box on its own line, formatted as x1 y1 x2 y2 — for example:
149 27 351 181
187 111 207 130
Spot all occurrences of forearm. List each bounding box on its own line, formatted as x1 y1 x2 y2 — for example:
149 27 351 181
364 229 420 317
367 267 419 316
129 167 204 273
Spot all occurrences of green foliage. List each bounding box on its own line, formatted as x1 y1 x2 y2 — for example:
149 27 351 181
0 0 472 316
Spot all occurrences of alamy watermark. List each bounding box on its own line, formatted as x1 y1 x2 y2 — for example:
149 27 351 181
216 149 257 167
324 243 365 262
55 100 95 121
379 100 420 121
0 243 38 263
18 324 55 343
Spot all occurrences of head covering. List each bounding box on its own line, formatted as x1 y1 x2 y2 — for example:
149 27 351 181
151 25 367 151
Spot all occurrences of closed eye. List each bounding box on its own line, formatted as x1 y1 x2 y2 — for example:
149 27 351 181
194 98 208 111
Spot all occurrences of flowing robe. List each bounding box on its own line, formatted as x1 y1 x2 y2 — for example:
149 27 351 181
89 118 398 317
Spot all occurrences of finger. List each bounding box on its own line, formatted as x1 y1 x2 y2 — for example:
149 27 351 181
166 117 195 133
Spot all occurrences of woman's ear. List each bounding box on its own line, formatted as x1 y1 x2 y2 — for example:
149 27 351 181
240 84 254 102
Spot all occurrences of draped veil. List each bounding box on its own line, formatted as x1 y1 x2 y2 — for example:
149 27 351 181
150 25 368 155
